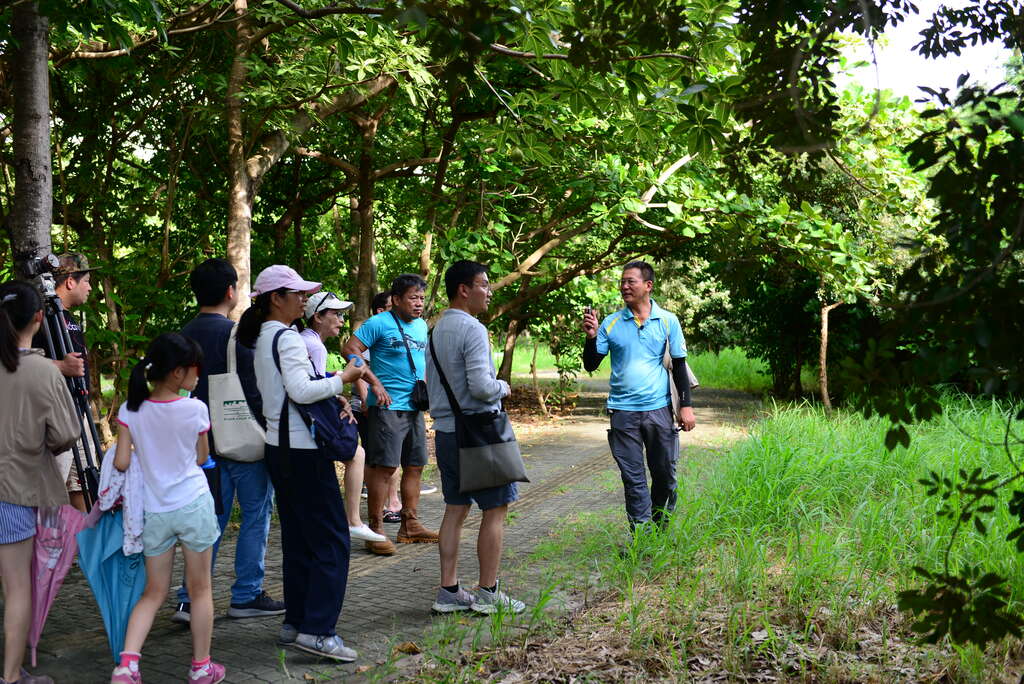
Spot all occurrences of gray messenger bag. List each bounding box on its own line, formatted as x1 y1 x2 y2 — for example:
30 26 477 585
428 333 529 494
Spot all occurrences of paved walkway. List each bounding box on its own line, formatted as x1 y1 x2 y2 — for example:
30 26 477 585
27 384 760 683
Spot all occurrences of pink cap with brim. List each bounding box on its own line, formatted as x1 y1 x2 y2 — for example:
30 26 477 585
251 265 322 297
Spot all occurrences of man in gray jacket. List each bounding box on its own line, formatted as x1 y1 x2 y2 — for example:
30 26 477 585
425 260 525 615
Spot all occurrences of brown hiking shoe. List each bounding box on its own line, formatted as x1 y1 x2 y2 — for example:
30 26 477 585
397 509 439 543
365 517 396 555
365 535 396 555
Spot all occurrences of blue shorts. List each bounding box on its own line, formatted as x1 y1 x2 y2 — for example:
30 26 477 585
142 491 220 557
435 431 518 511
0 501 35 544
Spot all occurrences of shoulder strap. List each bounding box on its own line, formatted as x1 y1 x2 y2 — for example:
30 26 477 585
661 318 672 370
227 324 239 373
390 311 419 379
271 328 291 451
428 331 463 419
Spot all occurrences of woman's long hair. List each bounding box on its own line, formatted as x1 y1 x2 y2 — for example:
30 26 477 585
237 291 275 349
126 332 203 411
0 281 42 373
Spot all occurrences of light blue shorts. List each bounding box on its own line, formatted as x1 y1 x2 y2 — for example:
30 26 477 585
142 491 220 557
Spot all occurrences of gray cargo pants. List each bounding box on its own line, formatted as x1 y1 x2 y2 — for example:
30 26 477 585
607 406 679 526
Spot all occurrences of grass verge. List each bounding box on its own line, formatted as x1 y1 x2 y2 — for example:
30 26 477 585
507 346 776 395
410 395 1024 681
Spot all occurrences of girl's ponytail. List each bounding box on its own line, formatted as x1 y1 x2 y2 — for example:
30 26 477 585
237 292 273 348
126 359 151 411
0 281 42 373
125 333 203 412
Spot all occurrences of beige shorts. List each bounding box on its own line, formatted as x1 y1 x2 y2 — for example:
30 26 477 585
55 410 102 494
55 441 85 494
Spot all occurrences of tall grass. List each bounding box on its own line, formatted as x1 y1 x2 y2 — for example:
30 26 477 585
686 347 771 394
417 394 1024 680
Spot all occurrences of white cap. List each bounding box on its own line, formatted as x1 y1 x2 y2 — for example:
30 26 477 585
304 291 353 320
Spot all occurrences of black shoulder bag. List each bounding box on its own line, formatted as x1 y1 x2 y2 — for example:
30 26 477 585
391 311 430 411
428 332 529 494
272 328 358 462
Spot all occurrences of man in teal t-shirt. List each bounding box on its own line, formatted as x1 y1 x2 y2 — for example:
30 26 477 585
343 274 438 553
581 260 697 528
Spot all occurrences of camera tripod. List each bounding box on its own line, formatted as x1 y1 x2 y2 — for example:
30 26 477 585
31 269 101 510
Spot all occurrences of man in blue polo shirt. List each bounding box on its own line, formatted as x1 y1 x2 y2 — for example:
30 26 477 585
582 260 696 528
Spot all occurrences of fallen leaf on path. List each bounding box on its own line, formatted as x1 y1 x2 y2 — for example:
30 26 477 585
394 641 421 655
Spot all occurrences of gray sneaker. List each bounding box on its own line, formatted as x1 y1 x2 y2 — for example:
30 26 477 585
293 633 357 662
431 585 476 613
278 623 298 645
471 582 525 615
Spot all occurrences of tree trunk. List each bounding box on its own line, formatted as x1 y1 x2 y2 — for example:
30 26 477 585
531 338 549 417
91 222 124 446
9 2 52 274
226 0 254 319
819 302 842 410
497 318 526 383
418 113 464 278
293 212 303 272
351 116 380 325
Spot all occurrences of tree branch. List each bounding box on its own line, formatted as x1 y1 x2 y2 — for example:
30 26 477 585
491 214 594 292
373 156 441 179
245 73 397 185
272 0 386 18
51 1 231 67
293 146 358 177
487 42 696 64
625 154 694 231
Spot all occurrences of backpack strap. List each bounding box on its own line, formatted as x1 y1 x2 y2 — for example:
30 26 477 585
271 328 291 455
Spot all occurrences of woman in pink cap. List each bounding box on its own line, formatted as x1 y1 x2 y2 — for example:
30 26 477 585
237 266 362 663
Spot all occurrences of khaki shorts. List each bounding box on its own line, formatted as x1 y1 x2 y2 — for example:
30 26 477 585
55 442 84 493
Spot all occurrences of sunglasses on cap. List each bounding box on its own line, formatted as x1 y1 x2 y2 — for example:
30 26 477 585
312 291 341 317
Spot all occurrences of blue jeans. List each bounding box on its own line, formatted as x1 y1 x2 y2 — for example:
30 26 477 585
177 459 273 604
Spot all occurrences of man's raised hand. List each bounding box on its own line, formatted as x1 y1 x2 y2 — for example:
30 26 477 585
582 309 599 339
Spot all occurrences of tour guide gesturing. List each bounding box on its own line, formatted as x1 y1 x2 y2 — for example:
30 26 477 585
581 260 696 528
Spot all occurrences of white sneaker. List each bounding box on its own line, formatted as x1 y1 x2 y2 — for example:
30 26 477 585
294 633 357 662
349 524 387 543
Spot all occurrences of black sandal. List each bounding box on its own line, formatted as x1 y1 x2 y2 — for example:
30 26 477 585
383 509 401 524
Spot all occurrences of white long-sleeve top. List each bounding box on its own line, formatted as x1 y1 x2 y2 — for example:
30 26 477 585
97 444 145 555
255 321 344 449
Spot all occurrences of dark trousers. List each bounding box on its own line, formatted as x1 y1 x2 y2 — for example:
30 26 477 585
265 443 350 636
607 406 679 525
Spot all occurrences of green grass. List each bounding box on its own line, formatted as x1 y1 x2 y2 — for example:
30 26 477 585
500 343 775 394
414 394 1024 681
686 347 772 394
